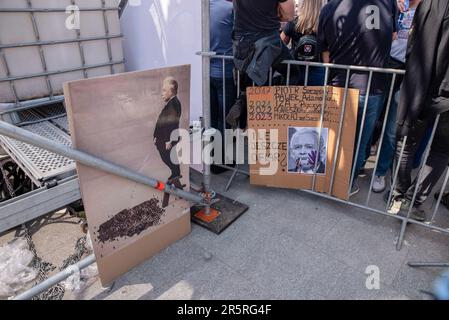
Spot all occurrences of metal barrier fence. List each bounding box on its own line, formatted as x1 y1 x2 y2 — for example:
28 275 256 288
2 0 448 298
208 53 449 251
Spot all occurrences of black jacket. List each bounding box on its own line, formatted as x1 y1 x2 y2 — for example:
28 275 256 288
153 96 182 147
397 0 449 137
233 31 291 86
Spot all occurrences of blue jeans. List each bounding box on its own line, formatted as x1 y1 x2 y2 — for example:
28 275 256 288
375 91 399 176
353 94 385 182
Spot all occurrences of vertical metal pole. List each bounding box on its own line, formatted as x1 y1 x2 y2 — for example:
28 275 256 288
286 63 291 85
222 58 227 165
27 0 54 99
429 167 449 223
102 0 115 74
269 67 273 86
311 66 329 191
304 64 309 87
366 73 397 205
348 71 373 198
329 68 351 195
202 0 212 214
396 115 440 250
386 135 408 211
72 0 88 79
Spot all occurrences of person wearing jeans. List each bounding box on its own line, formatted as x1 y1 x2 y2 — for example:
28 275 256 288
210 0 237 173
372 0 421 193
317 0 398 196
353 94 386 186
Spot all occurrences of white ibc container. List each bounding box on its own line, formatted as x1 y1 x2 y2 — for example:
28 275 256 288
0 0 124 103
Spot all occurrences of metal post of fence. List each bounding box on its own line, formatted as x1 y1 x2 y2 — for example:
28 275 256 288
0 120 204 204
311 67 330 191
429 167 449 223
304 64 309 87
329 69 351 195
386 135 408 212
348 71 373 198
286 63 291 85
396 114 441 250
201 0 212 215
13 255 96 300
366 74 397 205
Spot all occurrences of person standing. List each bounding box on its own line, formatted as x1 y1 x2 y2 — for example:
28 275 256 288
388 0 449 221
210 0 236 173
281 0 327 86
226 0 295 129
372 0 422 193
317 0 398 196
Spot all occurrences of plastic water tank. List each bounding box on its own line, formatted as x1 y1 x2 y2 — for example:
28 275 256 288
0 0 125 103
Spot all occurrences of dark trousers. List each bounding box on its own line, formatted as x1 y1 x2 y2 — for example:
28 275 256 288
393 111 449 207
156 144 180 180
210 77 237 137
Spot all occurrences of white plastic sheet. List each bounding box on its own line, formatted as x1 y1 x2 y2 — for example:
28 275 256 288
0 238 37 298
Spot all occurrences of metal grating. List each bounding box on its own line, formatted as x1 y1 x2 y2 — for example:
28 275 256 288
50 116 69 133
17 109 42 123
0 121 76 185
34 103 66 118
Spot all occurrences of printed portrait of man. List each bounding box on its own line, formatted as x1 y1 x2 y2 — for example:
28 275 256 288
153 76 182 186
288 127 328 175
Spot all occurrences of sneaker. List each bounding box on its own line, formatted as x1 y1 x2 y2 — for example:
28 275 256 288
372 176 386 193
384 191 404 215
408 207 426 222
349 182 360 197
358 168 366 177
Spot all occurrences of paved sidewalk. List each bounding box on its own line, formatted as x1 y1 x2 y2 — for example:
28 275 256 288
2 166 449 300
73 168 449 300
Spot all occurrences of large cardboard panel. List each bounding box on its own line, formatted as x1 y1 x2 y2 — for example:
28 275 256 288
247 86 359 200
64 65 191 285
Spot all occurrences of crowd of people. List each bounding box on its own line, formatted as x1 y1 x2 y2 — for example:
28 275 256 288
209 0 449 221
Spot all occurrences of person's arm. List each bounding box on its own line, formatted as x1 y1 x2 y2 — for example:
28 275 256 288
281 21 294 45
280 31 291 45
278 0 294 22
322 51 330 63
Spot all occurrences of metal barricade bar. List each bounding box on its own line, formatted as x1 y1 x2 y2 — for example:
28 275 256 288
206 52 449 249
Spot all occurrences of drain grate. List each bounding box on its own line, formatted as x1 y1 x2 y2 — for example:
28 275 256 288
0 121 76 186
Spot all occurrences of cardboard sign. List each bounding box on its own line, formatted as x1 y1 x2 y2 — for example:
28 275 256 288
64 65 191 285
247 86 359 200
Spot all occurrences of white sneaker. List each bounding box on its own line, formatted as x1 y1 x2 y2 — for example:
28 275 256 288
372 176 386 193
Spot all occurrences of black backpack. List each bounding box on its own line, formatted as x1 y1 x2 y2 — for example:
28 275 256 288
293 34 318 62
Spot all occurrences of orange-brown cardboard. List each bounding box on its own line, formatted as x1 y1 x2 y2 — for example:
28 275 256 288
247 86 359 200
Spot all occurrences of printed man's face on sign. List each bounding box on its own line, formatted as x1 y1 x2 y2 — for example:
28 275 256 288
161 80 175 104
290 132 318 171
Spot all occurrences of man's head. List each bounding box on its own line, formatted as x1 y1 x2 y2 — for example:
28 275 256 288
161 77 178 103
290 128 324 171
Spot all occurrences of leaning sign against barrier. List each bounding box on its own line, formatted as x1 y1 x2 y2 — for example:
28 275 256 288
209 54 449 252
247 85 359 200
